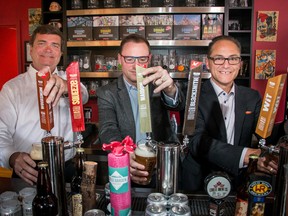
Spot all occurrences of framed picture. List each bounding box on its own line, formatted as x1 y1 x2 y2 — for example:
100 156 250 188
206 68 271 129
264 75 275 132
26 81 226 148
28 8 41 36
256 11 279 42
255 50 276 79
24 41 32 63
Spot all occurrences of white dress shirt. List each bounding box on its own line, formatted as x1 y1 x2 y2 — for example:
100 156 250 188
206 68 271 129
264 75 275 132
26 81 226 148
0 65 89 168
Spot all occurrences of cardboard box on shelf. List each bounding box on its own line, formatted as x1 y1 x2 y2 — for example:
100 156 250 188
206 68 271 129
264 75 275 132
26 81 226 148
119 15 145 39
201 14 223 40
67 16 93 41
173 14 201 40
145 15 173 40
93 16 119 40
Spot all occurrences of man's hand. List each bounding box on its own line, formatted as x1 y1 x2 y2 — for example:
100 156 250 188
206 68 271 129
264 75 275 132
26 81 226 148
141 66 177 98
129 153 150 185
257 153 278 175
9 152 38 185
39 66 68 107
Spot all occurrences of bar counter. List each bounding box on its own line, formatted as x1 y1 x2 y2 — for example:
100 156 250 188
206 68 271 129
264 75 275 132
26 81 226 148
0 177 277 215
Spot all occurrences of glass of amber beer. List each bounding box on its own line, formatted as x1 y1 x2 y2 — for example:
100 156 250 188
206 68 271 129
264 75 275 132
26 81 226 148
30 143 43 168
135 139 157 185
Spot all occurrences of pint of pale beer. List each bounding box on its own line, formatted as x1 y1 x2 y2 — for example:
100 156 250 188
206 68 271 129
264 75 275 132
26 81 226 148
135 140 157 185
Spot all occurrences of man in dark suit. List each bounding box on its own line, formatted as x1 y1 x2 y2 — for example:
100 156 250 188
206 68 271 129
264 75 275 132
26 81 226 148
97 34 185 185
181 35 278 191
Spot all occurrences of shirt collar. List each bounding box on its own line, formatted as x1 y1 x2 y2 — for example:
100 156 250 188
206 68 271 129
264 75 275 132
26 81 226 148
123 77 137 92
210 79 235 97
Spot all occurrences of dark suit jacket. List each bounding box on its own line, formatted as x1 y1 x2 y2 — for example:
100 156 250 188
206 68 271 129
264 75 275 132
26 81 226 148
181 79 262 191
96 75 185 144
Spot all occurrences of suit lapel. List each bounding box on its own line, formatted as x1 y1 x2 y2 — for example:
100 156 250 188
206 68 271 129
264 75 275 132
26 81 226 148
234 86 246 146
203 81 227 138
117 76 136 139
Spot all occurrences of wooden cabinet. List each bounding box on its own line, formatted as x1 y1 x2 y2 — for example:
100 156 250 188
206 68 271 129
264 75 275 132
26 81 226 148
224 0 254 86
41 0 67 68
41 0 254 86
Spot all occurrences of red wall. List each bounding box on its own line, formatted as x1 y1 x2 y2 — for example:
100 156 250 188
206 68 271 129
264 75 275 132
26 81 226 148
251 0 288 123
0 27 18 89
0 0 41 82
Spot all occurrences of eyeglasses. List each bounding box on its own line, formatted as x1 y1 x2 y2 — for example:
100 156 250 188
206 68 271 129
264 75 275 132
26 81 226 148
208 56 241 65
120 54 150 64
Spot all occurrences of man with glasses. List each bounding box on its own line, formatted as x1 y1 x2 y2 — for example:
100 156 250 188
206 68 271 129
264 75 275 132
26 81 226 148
181 35 278 191
97 34 185 186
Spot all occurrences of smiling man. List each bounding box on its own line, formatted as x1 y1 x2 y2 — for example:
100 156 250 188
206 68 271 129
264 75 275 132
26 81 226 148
97 34 185 186
181 35 278 191
0 25 88 185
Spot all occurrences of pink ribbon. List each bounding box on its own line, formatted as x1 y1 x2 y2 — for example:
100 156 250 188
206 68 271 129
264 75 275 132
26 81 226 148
102 136 136 156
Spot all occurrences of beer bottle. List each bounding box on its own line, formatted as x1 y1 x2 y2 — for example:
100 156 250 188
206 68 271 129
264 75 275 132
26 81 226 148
234 154 258 216
32 161 58 216
71 147 85 194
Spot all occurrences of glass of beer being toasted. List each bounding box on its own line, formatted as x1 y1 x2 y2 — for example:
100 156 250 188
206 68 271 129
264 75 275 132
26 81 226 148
30 143 43 169
135 139 157 185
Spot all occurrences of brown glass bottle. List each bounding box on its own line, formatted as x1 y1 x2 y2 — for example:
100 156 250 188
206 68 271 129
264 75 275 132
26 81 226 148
234 154 258 216
71 147 85 194
32 161 58 216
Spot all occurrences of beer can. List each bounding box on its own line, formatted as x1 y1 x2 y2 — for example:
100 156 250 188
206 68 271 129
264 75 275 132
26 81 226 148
169 204 191 216
168 193 189 206
0 191 18 203
0 199 22 216
145 204 167 216
147 193 167 206
19 187 36 201
84 209 106 216
22 195 34 216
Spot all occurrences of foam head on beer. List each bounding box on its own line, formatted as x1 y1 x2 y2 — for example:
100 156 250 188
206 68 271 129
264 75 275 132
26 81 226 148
30 143 43 161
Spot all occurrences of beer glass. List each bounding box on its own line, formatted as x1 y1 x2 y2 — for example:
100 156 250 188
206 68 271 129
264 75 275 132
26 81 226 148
30 143 43 168
135 139 157 185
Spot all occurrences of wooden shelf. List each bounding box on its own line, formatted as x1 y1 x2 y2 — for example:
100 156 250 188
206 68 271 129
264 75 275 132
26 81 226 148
68 40 211 47
80 71 211 79
67 7 225 16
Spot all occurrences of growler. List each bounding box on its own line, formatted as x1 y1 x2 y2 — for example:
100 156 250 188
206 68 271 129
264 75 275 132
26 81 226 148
32 161 58 216
71 147 85 194
234 154 258 216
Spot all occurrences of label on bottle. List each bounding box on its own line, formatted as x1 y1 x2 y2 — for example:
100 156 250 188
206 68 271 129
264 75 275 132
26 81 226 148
235 198 248 216
109 167 129 194
247 180 272 216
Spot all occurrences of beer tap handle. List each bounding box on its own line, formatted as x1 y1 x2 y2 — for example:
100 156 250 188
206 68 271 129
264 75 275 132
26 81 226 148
258 138 280 155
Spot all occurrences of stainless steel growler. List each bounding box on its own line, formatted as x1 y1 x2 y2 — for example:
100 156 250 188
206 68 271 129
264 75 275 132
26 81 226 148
42 136 68 216
156 142 180 196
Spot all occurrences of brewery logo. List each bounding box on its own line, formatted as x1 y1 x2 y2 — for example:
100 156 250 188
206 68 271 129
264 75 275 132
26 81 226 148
109 167 128 192
206 176 231 199
248 181 272 197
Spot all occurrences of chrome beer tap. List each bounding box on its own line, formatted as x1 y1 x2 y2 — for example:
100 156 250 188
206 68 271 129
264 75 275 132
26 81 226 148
258 136 288 216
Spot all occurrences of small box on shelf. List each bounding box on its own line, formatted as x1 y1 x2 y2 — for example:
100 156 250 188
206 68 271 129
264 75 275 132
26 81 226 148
93 16 119 40
67 16 93 41
145 15 173 40
119 15 145 40
173 14 201 40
